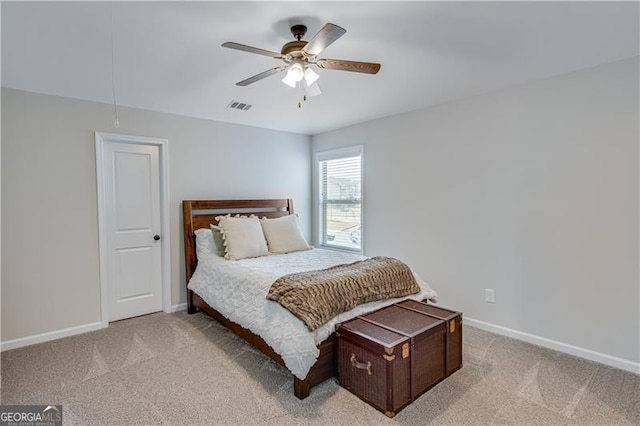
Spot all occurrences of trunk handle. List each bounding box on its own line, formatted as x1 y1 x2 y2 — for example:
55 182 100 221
350 353 372 375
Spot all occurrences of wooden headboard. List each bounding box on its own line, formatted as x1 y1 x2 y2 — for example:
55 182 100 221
182 199 294 308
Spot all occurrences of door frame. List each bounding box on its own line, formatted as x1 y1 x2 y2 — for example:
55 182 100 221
95 132 171 327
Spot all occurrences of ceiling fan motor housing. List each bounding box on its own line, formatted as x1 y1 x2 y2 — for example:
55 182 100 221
282 25 309 57
281 40 307 56
290 24 307 40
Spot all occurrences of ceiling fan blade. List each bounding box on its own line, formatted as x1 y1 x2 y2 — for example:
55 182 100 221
236 66 286 86
302 23 346 57
222 42 282 58
315 58 381 74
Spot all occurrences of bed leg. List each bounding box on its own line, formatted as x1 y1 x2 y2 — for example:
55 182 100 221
293 377 311 399
187 290 197 315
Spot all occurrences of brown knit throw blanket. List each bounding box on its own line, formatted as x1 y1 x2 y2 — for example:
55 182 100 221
266 256 420 331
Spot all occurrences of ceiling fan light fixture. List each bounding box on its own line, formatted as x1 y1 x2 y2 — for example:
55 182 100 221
282 62 304 87
303 67 319 85
304 81 322 97
281 73 297 88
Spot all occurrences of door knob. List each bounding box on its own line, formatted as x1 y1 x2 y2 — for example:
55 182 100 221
154 235 161 241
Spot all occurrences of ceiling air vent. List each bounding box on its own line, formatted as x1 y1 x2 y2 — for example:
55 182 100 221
227 100 252 111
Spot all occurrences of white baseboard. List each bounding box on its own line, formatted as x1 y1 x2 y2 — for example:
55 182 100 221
3 311 636 375
169 303 187 313
465 317 640 375
3 306 188 351
0 321 105 352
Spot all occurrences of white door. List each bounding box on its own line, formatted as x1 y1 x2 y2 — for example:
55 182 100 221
102 141 163 321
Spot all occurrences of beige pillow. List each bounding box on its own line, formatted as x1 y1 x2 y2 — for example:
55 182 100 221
217 215 269 260
260 214 311 254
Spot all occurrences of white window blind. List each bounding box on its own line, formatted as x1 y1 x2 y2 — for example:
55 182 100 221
317 146 362 252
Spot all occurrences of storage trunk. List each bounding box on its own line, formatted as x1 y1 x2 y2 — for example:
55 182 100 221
396 300 463 375
336 318 412 417
337 304 448 417
363 305 447 400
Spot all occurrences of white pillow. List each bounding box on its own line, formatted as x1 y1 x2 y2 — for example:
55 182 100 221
194 228 215 260
217 216 269 260
260 214 311 254
210 225 226 257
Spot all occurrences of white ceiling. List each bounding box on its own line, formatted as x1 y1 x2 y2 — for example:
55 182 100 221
2 1 638 135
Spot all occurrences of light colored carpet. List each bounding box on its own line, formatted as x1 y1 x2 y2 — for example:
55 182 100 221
1 311 638 425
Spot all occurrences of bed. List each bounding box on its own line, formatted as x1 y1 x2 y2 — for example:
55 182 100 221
182 199 437 399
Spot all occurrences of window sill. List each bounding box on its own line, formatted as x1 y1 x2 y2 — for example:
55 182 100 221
317 244 363 255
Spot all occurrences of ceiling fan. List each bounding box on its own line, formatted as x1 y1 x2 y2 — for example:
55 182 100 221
222 23 381 95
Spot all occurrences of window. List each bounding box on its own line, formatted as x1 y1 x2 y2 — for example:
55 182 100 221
316 146 363 252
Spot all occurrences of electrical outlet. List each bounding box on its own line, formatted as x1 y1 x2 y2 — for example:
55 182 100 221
485 289 496 304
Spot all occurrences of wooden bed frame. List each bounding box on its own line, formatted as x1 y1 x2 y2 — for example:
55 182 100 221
182 199 335 399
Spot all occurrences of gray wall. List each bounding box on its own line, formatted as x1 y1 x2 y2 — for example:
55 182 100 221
1 88 311 342
312 58 639 364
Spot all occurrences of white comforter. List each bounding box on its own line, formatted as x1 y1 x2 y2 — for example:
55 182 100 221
187 248 438 380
